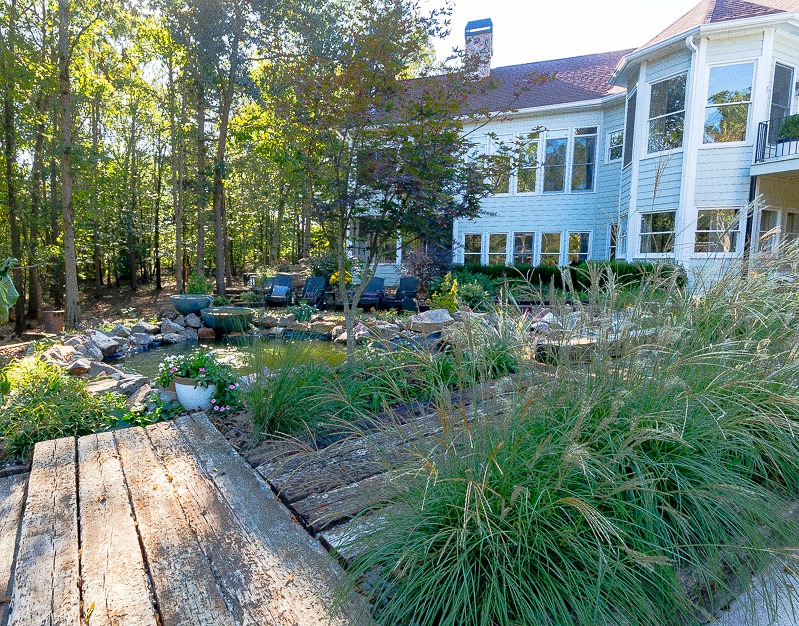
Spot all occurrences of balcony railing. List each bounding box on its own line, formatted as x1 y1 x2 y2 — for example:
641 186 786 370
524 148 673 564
755 113 799 163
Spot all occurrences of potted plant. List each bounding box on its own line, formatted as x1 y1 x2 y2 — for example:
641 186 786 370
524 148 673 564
156 349 240 413
171 272 214 316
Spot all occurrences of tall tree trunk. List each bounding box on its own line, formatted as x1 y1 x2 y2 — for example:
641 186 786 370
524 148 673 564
49 109 64 308
168 58 183 293
28 99 45 320
196 77 206 276
128 119 138 292
223 186 233 284
58 0 80 327
154 144 163 290
91 93 103 298
274 181 286 263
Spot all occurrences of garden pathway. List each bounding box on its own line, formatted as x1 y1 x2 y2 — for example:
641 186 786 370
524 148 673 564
2 414 370 626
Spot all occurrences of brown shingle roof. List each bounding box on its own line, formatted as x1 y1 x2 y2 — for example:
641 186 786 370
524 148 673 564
464 49 633 114
643 0 799 49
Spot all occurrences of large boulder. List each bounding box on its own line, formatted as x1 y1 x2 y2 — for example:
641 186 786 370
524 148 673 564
185 313 202 329
130 333 155 348
407 309 455 334
131 320 160 335
75 341 104 362
87 331 122 356
87 374 149 398
182 328 199 341
66 358 92 376
334 322 370 344
89 361 124 378
278 314 296 327
198 327 215 340
160 318 184 335
160 332 186 345
375 322 401 341
310 321 338 336
109 324 131 338
41 344 76 366
173 315 186 328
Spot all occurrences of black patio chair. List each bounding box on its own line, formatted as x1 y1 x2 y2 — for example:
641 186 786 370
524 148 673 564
381 276 419 312
299 276 327 308
356 277 385 310
266 274 294 307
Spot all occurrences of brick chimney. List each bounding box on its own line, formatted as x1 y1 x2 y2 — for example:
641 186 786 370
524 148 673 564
465 18 493 79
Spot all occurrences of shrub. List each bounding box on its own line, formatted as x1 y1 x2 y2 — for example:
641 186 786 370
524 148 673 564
431 273 458 312
213 295 231 306
0 359 124 460
286 303 319 322
240 291 262 303
186 271 213 295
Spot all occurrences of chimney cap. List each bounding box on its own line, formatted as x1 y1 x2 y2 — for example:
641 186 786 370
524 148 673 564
465 18 493 36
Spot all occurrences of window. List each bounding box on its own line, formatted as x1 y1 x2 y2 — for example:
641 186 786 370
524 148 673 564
704 63 754 144
609 224 619 260
572 127 598 192
786 213 799 244
759 209 779 251
640 211 676 254
378 236 400 264
464 234 482 264
568 232 591 264
543 131 568 193
771 63 795 122
513 232 534 265
624 90 637 167
607 130 624 162
694 209 740 253
540 233 562 266
517 135 539 193
490 135 512 194
488 233 508 265
648 74 687 153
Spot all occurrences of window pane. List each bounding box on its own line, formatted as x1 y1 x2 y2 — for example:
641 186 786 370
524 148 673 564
694 209 739 253
786 213 799 242
650 75 686 118
648 75 686 152
648 113 685 152
464 234 482 264
572 135 597 192
609 224 619 260
488 234 507 265
513 232 534 265
704 103 750 143
517 142 538 193
543 138 567 193
540 233 561 266
624 91 637 166
640 211 676 254
568 232 590 264
759 209 779 250
608 131 624 162
575 127 598 136
707 63 753 105
771 64 795 121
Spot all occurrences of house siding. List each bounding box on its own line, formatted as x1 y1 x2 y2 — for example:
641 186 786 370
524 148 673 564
636 153 684 212
694 147 752 207
646 50 692 83
774 31 799 67
706 32 763 64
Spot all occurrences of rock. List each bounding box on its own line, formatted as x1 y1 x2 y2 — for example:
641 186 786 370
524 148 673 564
66 358 91 376
115 337 131 351
75 342 104 362
530 321 552 335
157 308 177 321
131 320 160 335
160 332 186 345
130 333 155 348
407 309 455 334
109 324 131 338
334 322 370 344
198 327 216 340
87 332 122 356
375 322 400 340
160 318 184 335
63 336 84 348
259 315 279 328
287 322 310 333
266 327 285 338
86 373 148 398
125 383 153 409
278 314 296 327
173 315 186 327
331 325 345 340
185 313 202 328
41 344 76 366
182 328 199 341
89 361 123 378
311 321 337 336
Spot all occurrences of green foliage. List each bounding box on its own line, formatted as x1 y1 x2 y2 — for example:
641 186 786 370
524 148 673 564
213 295 232 306
777 114 799 140
430 273 458 313
286 303 319 322
310 253 349 281
0 359 124 460
0 258 20 325
186 272 214 295
240 291 262 303
156 349 240 412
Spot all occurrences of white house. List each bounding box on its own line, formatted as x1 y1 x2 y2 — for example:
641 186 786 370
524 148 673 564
444 0 799 280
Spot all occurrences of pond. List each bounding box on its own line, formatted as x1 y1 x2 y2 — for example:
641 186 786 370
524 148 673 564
113 337 347 380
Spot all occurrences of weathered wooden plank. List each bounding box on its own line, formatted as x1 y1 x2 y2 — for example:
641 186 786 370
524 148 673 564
113 427 233 626
0 473 27 626
318 506 399 566
9 437 80 626
77 433 158 626
174 414 373 625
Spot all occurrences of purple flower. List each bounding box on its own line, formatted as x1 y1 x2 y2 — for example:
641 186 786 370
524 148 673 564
229 384 236 389
213 405 219 411
170 367 177 373
225 405 231 411
210 399 216 404
199 367 206 372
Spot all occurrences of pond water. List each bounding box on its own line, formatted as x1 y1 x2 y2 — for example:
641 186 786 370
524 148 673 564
112 337 347 380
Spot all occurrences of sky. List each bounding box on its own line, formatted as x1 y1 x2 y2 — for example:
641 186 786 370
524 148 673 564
427 0 702 67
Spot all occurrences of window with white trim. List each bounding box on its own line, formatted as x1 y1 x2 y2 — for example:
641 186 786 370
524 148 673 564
516 134 539 193
610 217 628 260
543 131 568 193
648 74 686 153
568 232 591 264
704 63 753 144
513 232 534 265
607 130 624 163
490 134 512 194
640 211 676 254
571 127 598 192
540 233 562 266
464 234 482 265
488 233 508 265
623 89 637 167
759 209 778 251
694 209 740 253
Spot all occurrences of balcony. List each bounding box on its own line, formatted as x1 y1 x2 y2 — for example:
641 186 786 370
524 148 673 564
754 114 799 175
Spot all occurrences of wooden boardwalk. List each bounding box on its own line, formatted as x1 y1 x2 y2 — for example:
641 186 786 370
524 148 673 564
1 415 370 626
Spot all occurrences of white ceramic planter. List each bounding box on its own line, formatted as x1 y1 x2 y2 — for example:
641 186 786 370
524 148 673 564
174 377 217 412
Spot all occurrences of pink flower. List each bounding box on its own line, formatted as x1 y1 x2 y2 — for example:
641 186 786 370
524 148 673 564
213 405 219 411
210 399 216 404
170 367 177 373
229 384 236 389
199 367 206 372
225 405 231 411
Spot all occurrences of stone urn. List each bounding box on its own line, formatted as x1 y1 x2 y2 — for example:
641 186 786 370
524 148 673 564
171 294 214 316
173 376 216 412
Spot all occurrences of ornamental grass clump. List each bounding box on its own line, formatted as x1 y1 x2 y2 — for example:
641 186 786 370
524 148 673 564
343 245 799 626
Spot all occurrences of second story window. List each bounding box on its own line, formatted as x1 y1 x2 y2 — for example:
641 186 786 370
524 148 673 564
607 130 624 162
543 131 568 193
516 134 539 193
571 127 598 192
648 74 687 153
704 62 754 144
624 89 637 166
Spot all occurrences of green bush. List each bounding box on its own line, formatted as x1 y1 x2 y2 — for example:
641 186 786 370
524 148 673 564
286 303 319 322
240 291 262 303
430 273 458 313
0 359 124 460
213 295 232 306
186 271 213 295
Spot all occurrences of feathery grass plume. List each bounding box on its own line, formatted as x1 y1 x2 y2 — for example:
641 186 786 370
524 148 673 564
341 244 799 626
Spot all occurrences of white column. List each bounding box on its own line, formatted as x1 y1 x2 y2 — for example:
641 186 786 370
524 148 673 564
626 61 648 261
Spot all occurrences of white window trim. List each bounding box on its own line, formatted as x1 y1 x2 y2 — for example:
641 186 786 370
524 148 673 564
636 209 678 259
622 87 639 170
462 232 484 265
487 232 512 265
700 59 757 148
542 130 570 195
692 207 743 258
538 231 565 266
772 59 799 116
567 231 593 264
571 127 600 194
514 133 541 195
511 230 537 265
606 129 624 164
646 71 689 157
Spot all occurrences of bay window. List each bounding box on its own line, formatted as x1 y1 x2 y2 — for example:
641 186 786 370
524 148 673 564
704 63 753 144
640 211 676 254
571 127 598 192
648 74 686 153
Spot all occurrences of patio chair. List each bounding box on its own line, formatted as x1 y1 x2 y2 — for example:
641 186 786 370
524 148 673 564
381 276 419 312
299 276 327 308
356 277 385 310
266 274 294 307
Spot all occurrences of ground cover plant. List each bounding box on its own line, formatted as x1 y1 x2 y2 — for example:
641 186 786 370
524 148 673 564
340 248 799 626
